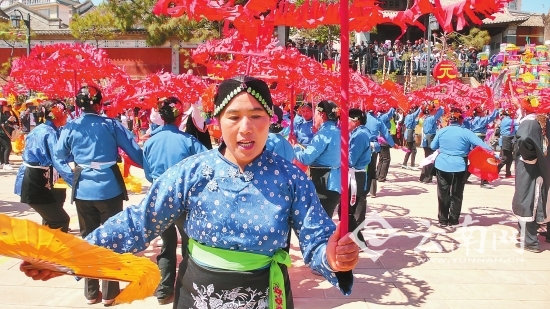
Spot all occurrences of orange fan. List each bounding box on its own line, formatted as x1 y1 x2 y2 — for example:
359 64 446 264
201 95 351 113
468 146 500 182
0 214 160 305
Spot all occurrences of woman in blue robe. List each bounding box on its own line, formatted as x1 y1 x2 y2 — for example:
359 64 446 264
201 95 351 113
22 76 359 309
14 100 73 232
293 100 341 218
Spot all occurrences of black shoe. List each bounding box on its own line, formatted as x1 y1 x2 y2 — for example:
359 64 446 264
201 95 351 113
480 183 494 189
515 243 541 253
448 221 459 226
158 294 174 305
438 222 448 227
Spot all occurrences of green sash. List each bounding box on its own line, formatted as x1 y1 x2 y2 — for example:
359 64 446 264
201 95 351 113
188 238 291 309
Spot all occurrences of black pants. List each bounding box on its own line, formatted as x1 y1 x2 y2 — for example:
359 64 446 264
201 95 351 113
28 189 69 232
366 152 378 194
376 146 391 182
0 135 11 164
310 168 341 218
419 147 435 183
339 171 367 242
156 214 188 299
75 194 123 301
518 221 539 248
498 149 513 176
436 169 466 225
403 141 417 166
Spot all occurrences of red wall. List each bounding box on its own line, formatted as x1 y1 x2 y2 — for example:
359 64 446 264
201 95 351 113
105 48 172 78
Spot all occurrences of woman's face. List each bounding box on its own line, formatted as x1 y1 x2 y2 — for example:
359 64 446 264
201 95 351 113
219 93 270 170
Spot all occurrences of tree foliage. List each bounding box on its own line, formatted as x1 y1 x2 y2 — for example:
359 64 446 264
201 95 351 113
449 28 491 51
105 0 220 46
0 22 29 81
70 5 117 48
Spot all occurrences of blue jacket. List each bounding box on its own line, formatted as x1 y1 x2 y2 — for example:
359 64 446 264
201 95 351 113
404 108 422 130
266 133 295 162
56 113 143 200
143 124 207 183
499 116 518 137
422 107 444 135
349 126 372 170
14 120 74 195
293 116 314 146
378 108 396 133
364 113 394 152
470 109 500 135
294 121 341 193
431 123 492 172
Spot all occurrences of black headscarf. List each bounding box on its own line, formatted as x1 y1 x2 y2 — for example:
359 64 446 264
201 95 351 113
213 76 273 117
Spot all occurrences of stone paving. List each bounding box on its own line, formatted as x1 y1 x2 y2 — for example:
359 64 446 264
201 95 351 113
1 149 549 309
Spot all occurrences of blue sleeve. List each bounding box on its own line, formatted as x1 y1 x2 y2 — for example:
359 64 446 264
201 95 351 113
481 109 500 126
191 138 208 155
379 122 395 147
434 107 445 121
55 125 72 161
294 132 328 165
84 159 193 254
413 108 422 119
142 142 153 183
379 108 395 124
289 169 351 294
114 120 144 168
46 130 73 185
349 134 366 166
430 132 440 150
468 130 492 151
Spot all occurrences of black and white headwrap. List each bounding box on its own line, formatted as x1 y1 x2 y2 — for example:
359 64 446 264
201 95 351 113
213 76 274 117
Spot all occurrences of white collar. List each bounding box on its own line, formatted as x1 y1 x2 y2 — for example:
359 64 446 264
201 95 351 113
519 113 536 124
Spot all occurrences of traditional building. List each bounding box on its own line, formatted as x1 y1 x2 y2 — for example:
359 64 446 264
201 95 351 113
0 1 202 79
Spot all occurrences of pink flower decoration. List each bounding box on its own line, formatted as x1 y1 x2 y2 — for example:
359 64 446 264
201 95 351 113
271 114 279 124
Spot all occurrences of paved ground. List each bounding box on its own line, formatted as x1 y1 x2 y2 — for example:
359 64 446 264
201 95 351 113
1 149 549 309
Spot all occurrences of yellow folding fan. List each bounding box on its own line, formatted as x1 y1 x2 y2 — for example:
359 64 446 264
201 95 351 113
0 214 160 305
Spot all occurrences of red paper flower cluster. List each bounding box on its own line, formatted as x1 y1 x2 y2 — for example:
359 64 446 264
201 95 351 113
9 43 129 99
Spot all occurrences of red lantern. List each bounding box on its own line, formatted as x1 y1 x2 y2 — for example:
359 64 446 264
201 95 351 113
432 60 459 83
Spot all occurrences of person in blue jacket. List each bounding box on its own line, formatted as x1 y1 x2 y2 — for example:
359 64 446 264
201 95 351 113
376 107 395 182
465 106 501 188
364 110 394 198
431 108 493 227
294 100 341 217
293 102 314 146
266 105 294 162
346 108 371 245
419 105 444 183
496 109 518 178
402 106 422 169
55 85 144 306
14 100 74 232
143 97 208 305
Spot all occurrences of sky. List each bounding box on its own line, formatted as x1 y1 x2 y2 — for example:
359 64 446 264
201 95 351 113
521 0 549 13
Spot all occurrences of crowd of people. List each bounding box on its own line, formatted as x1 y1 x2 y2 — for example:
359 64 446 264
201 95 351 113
287 37 488 79
7 74 550 307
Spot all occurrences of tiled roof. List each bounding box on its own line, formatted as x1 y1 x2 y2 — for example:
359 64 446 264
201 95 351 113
519 14 544 27
483 8 530 24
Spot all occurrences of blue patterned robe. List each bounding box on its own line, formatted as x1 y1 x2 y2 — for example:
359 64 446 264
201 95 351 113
85 148 352 294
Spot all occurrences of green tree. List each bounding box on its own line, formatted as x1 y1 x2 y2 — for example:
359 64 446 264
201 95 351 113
0 22 29 81
70 5 117 48
105 0 220 46
449 28 491 51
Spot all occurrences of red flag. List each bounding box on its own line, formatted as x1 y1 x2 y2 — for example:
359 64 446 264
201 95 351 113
468 146 500 182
